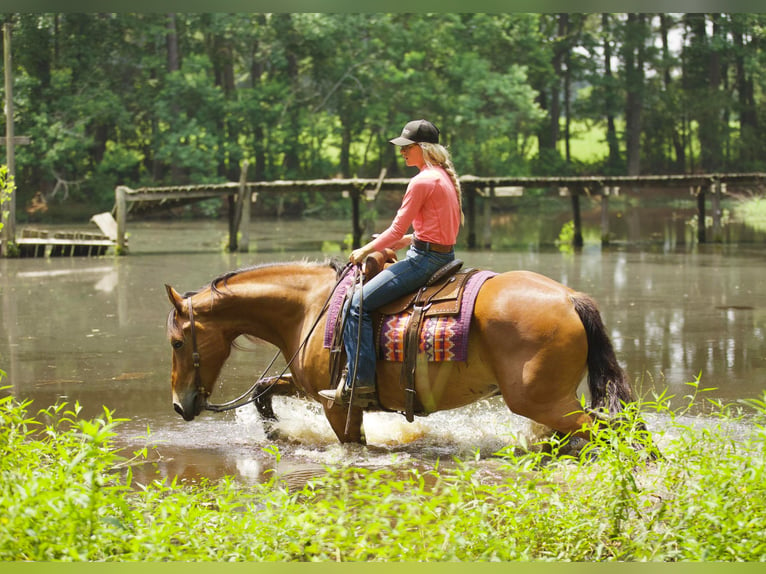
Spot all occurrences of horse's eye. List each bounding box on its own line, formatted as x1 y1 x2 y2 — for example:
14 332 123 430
172 340 184 349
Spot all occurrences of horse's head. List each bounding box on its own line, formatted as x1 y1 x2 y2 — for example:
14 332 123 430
165 284 233 421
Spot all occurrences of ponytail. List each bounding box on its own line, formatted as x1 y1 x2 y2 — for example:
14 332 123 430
418 142 465 225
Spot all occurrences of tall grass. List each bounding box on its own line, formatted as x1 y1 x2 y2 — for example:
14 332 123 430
2 370 766 561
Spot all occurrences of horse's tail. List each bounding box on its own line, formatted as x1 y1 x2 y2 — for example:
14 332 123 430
571 293 635 416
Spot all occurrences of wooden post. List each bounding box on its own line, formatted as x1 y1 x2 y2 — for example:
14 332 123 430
229 160 249 252
351 188 362 249
697 186 706 244
482 184 493 249
363 168 387 239
570 188 583 248
227 196 236 252
115 185 128 253
239 162 251 253
466 183 476 249
2 22 16 256
711 179 723 243
600 186 611 246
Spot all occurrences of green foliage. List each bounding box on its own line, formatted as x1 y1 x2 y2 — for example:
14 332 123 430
0 165 14 233
2 368 766 561
555 220 575 253
736 197 766 233
8 13 766 216
0 389 134 560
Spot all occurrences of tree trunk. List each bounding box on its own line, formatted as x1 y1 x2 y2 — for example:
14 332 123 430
623 13 645 175
602 13 620 172
659 14 686 172
559 14 571 164
166 13 182 183
166 13 180 72
250 16 267 181
548 14 566 155
275 14 301 176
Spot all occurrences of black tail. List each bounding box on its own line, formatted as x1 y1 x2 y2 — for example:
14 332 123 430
572 294 635 416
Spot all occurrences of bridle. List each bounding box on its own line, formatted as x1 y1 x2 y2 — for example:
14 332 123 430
180 262 356 413
185 295 209 402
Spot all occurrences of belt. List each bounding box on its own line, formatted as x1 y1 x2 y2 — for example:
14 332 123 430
412 237 454 254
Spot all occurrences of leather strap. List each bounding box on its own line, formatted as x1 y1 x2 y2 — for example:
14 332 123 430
412 237 453 253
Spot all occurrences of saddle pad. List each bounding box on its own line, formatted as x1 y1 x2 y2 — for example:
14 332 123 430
322 267 355 348
378 270 496 362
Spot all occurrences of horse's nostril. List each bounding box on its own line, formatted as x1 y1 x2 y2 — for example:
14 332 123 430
173 403 184 417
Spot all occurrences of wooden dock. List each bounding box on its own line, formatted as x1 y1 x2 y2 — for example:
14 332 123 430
113 169 766 251
12 212 119 258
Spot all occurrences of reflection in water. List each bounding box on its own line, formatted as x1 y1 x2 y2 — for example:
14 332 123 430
1 216 765 485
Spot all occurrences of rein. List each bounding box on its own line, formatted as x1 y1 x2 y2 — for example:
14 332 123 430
184 262 355 413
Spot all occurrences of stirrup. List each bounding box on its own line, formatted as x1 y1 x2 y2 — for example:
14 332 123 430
319 374 377 408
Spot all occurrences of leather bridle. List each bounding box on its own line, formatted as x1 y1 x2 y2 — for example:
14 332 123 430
185 296 210 401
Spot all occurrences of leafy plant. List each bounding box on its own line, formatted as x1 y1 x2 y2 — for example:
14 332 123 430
0 165 14 234
1 371 766 561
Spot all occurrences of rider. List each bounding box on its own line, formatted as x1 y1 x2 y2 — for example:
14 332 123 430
319 119 463 408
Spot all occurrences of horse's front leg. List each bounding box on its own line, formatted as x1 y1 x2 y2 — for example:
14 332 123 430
251 374 303 440
321 402 366 444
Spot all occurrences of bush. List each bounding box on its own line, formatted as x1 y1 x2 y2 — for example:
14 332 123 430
1 370 766 561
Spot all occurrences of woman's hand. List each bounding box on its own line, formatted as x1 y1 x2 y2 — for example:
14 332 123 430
349 245 373 265
393 234 413 250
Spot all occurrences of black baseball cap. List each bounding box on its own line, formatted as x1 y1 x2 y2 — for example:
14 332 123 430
389 119 440 146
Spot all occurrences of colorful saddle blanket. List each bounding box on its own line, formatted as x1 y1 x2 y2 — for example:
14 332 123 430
322 267 497 362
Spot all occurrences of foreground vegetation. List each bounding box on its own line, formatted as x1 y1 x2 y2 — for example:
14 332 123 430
1 373 765 561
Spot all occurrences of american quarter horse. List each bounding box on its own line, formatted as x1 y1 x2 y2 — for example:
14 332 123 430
165 259 638 445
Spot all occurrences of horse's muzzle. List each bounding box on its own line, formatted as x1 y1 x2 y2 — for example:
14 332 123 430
173 389 204 421
173 402 195 421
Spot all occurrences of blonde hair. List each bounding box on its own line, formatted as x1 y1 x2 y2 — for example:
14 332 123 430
418 142 465 225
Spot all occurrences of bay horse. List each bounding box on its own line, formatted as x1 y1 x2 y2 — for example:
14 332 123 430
165 259 637 446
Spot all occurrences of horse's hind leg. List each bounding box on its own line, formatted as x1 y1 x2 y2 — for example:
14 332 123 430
510 394 595 457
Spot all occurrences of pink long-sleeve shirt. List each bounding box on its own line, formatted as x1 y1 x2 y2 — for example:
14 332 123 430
369 165 460 252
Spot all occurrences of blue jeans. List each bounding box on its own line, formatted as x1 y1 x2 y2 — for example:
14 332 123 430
342 246 455 390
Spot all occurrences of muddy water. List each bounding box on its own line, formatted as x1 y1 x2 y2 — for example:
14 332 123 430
1 214 765 486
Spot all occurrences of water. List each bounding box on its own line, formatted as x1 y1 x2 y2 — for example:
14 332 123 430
2 212 765 486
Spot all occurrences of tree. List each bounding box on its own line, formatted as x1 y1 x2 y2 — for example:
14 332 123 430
622 13 649 175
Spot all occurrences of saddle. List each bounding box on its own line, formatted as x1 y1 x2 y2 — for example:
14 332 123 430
328 249 478 422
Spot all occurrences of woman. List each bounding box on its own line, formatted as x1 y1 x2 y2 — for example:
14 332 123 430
319 119 463 408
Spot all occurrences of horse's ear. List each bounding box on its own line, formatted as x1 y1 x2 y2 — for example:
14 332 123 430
165 284 184 313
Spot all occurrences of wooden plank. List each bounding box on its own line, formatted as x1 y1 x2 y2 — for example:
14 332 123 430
17 238 115 246
0 135 30 145
90 212 119 241
493 186 524 197
124 190 235 202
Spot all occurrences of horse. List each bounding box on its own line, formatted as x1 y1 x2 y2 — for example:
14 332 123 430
165 259 638 446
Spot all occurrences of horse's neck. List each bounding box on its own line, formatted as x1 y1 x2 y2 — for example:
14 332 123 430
201 264 332 349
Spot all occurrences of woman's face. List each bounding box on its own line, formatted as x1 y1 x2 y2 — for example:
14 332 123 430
399 143 425 169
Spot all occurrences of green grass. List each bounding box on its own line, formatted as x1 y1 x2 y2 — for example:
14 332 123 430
736 196 766 233
2 371 766 561
559 121 613 162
